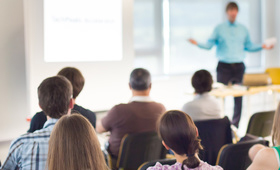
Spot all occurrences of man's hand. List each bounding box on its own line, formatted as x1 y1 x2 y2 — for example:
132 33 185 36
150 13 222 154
189 39 198 45
262 44 274 50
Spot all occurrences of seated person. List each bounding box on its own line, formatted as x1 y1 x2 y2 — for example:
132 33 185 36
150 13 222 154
47 114 108 170
147 110 223 170
28 67 96 132
1 76 74 170
96 68 166 166
247 103 280 170
182 69 222 121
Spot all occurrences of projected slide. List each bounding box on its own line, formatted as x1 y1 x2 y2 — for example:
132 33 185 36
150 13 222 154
44 0 122 62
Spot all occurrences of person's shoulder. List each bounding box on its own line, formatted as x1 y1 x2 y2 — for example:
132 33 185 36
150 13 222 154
32 111 46 119
249 147 278 170
199 161 223 170
182 100 195 111
151 101 166 109
73 104 95 114
235 22 248 31
147 162 181 170
10 129 50 149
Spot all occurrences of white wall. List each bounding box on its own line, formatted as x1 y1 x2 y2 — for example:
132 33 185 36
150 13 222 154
0 0 29 140
262 0 280 67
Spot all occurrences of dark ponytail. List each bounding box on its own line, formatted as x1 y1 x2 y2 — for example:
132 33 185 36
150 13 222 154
158 110 203 170
181 138 202 169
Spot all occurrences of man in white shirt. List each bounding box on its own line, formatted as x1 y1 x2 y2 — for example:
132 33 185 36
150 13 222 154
182 70 223 121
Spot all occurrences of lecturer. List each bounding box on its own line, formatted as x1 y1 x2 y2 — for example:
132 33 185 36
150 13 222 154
189 2 273 128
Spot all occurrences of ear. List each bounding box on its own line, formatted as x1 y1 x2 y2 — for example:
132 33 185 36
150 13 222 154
196 127 199 137
162 141 170 150
69 98 74 109
129 83 132 90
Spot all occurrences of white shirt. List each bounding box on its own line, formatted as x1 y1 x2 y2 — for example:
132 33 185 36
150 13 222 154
182 92 223 121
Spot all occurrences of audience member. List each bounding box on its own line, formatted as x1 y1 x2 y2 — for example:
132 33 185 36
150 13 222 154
247 102 280 170
47 114 108 170
148 110 223 170
28 67 96 132
96 68 166 167
182 69 223 121
1 76 73 170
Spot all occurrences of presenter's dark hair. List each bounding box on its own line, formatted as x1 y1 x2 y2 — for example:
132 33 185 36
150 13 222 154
57 67 84 99
38 76 72 118
129 68 151 91
158 110 202 169
192 69 213 94
226 2 239 11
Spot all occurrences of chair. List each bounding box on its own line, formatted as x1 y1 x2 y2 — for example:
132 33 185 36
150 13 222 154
216 139 269 170
265 68 280 84
246 110 275 137
137 159 176 170
111 131 167 170
194 116 232 165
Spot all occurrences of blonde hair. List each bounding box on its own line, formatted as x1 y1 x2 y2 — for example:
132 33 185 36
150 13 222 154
272 103 280 146
47 114 108 170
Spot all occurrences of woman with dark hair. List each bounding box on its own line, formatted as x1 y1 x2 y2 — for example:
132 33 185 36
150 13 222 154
147 110 223 170
182 69 222 121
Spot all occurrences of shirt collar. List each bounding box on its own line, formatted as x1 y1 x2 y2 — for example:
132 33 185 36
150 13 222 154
227 20 237 26
195 92 210 99
129 96 153 103
43 118 59 129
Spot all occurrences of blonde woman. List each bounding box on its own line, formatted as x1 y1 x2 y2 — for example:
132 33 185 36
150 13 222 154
247 103 280 170
47 114 108 170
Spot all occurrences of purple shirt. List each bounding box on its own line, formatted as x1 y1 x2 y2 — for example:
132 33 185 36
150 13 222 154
147 161 223 170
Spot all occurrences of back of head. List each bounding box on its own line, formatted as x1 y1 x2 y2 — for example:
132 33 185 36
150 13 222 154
129 68 151 91
48 114 108 170
226 1 239 11
272 102 280 146
57 67 85 99
192 69 213 94
38 76 72 118
158 110 202 169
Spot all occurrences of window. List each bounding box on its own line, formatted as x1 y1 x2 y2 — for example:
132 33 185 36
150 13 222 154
134 0 263 75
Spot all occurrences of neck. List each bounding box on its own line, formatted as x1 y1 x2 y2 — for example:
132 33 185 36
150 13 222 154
46 109 72 120
228 19 235 24
132 89 150 97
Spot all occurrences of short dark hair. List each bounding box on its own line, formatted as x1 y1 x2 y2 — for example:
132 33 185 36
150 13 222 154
38 76 72 118
226 2 239 11
129 68 151 91
57 67 85 99
158 110 203 169
191 69 213 94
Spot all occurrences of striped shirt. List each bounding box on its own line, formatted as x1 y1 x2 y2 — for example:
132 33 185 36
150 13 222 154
1 118 58 170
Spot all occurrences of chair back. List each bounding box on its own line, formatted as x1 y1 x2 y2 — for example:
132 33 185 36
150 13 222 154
246 110 275 137
117 131 167 170
194 116 232 165
216 139 269 170
266 68 280 84
137 159 176 170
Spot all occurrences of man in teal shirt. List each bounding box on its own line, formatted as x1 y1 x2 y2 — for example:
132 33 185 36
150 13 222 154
189 2 273 127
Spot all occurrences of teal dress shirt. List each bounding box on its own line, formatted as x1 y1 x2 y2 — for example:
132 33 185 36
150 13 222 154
198 21 263 64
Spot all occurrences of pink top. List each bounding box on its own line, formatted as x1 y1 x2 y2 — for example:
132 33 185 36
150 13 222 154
147 161 223 170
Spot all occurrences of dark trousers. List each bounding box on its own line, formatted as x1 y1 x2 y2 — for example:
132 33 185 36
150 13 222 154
217 61 245 128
